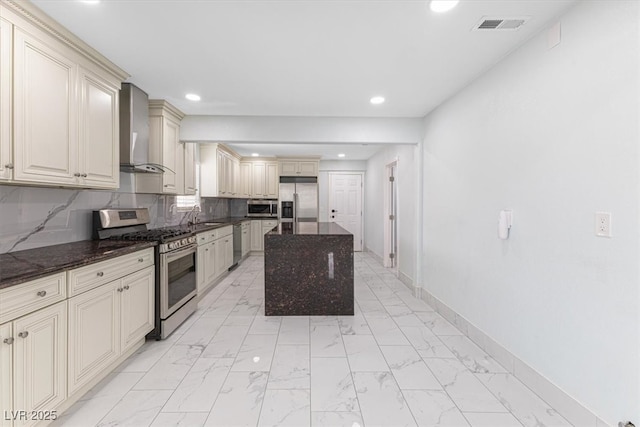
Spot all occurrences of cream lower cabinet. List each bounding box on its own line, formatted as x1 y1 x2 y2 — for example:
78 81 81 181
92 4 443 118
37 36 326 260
0 301 67 427
250 220 278 252
68 266 153 395
196 240 217 294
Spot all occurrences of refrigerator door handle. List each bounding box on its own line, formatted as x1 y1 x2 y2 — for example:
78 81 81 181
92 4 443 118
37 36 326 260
293 193 298 222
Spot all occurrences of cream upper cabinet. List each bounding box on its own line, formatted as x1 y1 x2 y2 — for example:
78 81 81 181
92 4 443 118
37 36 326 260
200 144 241 198
13 301 68 426
279 159 319 177
3 2 127 190
13 26 79 186
239 161 251 198
183 142 197 195
0 17 12 182
249 161 278 199
136 101 185 194
78 66 119 188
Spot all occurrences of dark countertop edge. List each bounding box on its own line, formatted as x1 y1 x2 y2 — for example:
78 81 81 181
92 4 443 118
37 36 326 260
190 217 252 233
0 241 157 290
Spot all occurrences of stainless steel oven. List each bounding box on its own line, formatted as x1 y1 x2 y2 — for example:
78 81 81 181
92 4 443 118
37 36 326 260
160 244 197 319
247 199 278 218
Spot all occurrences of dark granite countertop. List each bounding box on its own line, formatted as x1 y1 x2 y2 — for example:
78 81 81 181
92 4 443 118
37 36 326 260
189 217 252 234
0 240 157 290
267 222 351 236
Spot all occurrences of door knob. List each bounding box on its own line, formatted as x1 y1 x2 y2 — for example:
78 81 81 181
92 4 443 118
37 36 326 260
331 209 337 213
331 216 335 219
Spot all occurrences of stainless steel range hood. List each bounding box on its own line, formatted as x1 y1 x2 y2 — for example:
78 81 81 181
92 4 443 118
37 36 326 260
119 83 164 173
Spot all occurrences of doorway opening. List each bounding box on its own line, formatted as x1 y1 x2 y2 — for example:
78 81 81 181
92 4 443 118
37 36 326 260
384 160 398 270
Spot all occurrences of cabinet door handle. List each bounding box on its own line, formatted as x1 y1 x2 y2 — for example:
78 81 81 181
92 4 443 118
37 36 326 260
117 288 124 292
81 173 88 177
4 163 13 169
123 285 130 290
3 337 14 345
74 173 81 177
97 271 104 277
138 258 144 262
36 290 47 297
18 331 28 339
205 248 208 251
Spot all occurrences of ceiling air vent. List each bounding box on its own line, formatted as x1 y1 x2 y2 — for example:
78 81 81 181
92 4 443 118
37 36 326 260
473 16 529 31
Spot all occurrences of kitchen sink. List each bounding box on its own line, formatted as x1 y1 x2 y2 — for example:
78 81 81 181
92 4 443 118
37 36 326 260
200 222 226 225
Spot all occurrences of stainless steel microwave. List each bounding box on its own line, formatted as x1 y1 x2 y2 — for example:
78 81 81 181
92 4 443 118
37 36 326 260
247 199 278 218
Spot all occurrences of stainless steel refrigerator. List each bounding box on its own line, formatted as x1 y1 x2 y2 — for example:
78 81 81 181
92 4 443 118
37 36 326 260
279 177 318 223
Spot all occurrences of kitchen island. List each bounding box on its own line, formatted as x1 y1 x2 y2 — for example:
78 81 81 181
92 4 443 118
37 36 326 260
264 222 353 316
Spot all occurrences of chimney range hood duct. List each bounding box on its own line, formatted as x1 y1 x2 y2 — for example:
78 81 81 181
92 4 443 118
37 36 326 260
119 83 166 173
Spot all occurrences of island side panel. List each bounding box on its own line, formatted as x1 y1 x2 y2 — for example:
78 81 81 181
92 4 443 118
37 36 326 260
264 234 354 316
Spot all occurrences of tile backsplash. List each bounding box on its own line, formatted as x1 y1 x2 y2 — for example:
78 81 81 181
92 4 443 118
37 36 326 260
0 184 230 254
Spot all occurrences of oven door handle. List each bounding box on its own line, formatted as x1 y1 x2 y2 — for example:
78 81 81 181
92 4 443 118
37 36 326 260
164 244 197 263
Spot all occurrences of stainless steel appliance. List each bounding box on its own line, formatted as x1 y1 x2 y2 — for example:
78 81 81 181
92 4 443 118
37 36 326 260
232 223 242 268
247 199 278 218
279 177 318 223
93 208 197 340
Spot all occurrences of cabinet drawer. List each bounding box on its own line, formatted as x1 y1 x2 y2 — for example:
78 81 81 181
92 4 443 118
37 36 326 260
262 220 278 227
0 272 66 324
67 248 154 297
218 225 233 238
197 231 214 246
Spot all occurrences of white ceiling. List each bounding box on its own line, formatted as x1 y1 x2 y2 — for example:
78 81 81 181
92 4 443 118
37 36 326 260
33 0 576 118
32 0 576 160
224 142 391 161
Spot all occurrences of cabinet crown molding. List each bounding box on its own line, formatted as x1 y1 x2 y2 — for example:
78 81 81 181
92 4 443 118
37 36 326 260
2 0 129 84
148 99 186 121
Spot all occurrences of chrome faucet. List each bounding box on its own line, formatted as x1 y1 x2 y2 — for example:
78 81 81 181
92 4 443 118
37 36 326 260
187 205 201 226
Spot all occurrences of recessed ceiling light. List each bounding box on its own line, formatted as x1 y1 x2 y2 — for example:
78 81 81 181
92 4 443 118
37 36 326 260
338 153 346 158
251 153 259 157
430 0 459 13
80 0 100 4
370 96 385 105
185 93 201 101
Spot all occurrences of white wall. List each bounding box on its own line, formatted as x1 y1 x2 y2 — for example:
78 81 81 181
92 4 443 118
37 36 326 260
365 144 418 284
180 115 424 144
420 1 639 423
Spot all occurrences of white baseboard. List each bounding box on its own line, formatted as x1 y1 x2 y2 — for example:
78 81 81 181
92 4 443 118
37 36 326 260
419 288 610 427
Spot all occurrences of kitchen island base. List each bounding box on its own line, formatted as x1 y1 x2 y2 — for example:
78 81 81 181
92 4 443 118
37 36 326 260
264 222 354 316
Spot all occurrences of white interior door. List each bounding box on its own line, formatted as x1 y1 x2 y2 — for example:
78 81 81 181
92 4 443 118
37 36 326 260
329 173 363 251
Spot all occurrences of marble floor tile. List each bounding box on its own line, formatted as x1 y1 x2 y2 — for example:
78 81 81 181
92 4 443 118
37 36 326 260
205 371 269 427
268 345 310 389
343 335 390 371
311 411 364 427
114 333 180 373
440 335 508 374
390 312 425 327
463 412 524 426
403 389 470 426
310 315 340 326
231 334 278 371
202 325 251 358
397 291 434 312
310 357 359 412
150 412 209 427
416 311 464 336
401 326 456 358
202 297 240 317
424 358 508 413
133 344 203 390
249 316 282 335
353 371 417 427
385 304 415 317
162 357 233 412
337 314 372 335
278 316 310 345
96 390 173 427
310 324 346 357
176 315 226 346
476 373 572 427
365 313 411 345
257 389 311 427
379 345 442 390
49 372 144 427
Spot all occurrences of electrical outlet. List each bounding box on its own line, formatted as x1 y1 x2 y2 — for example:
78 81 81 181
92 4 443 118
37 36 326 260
595 212 612 237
